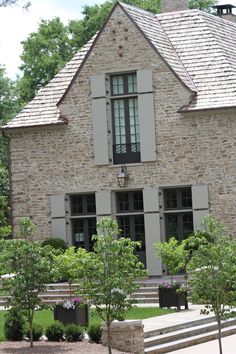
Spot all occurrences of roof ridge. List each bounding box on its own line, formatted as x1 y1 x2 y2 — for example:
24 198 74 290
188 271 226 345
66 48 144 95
118 1 157 16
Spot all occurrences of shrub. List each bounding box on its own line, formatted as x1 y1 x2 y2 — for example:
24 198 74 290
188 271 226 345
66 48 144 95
25 323 43 341
87 324 102 343
45 321 64 341
41 237 67 251
4 307 26 341
64 323 84 342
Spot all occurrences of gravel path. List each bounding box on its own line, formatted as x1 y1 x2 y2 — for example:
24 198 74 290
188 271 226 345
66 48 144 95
0 341 127 353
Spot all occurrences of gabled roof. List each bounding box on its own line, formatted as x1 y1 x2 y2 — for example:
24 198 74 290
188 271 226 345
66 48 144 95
3 2 236 130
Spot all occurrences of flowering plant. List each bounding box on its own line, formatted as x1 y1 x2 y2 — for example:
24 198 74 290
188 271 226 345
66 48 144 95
57 297 85 310
159 281 186 291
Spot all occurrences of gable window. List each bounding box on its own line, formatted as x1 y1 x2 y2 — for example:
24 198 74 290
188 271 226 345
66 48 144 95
111 73 141 164
116 190 146 266
164 187 193 241
70 194 96 251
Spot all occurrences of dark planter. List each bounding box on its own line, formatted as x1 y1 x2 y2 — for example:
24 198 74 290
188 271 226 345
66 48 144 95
159 287 188 310
54 304 89 326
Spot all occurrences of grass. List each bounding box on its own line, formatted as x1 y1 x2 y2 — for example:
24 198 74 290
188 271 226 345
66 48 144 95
0 307 175 341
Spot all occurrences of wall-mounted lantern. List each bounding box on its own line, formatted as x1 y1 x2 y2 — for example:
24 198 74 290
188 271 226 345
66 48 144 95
117 164 129 188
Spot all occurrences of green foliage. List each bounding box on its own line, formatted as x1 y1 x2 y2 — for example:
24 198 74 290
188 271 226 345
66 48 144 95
154 237 188 279
4 307 25 341
54 246 88 296
187 217 236 354
41 237 67 251
17 217 36 241
0 224 56 347
45 321 64 341
25 323 43 341
87 324 102 343
79 217 146 354
64 323 84 342
189 0 216 12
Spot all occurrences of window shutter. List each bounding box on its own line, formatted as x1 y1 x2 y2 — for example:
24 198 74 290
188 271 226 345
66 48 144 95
137 69 156 162
91 74 109 165
96 191 111 216
192 185 209 231
50 195 66 242
143 187 162 276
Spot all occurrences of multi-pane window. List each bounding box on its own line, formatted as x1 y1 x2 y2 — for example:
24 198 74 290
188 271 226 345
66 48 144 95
70 194 96 250
164 187 193 241
111 73 140 164
116 191 146 266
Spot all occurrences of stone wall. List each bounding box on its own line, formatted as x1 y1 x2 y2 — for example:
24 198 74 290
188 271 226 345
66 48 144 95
8 5 236 244
102 320 144 354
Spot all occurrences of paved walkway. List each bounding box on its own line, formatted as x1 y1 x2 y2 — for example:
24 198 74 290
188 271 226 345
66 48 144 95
142 304 210 333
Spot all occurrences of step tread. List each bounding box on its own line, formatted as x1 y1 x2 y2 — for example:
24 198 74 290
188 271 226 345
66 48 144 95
144 318 236 347
145 324 236 353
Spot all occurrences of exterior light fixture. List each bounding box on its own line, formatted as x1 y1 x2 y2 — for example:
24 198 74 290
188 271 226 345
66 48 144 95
117 164 129 188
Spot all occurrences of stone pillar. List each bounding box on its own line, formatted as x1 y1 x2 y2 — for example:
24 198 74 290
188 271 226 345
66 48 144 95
161 0 189 13
102 320 144 354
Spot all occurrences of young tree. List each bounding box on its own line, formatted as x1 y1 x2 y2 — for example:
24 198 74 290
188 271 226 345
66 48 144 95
54 246 88 298
187 218 236 354
0 219 55 347
80 217 146 354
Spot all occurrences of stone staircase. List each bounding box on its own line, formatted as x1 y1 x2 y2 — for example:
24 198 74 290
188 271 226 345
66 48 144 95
0 281 159 306
144 316 236 353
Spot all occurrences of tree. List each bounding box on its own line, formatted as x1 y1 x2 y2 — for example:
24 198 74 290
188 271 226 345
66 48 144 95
0 219 56 347
0 0 30 8
54 246 88 298
187 218 236 354
80 218 146 354
189 0 217 12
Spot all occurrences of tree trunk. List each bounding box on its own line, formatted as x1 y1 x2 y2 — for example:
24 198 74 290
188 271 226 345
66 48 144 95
107 322 112 354
217 317 223 354
29 317 33 347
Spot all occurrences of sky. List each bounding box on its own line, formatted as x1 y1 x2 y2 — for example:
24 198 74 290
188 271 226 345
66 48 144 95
0 0 236 80
0 0 105 79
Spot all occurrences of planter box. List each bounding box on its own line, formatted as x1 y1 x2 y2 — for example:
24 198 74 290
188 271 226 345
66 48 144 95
54 304 89 326
159 287 188 310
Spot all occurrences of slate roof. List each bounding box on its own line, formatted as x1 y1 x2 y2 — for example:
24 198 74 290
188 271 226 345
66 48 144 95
3 2 236 129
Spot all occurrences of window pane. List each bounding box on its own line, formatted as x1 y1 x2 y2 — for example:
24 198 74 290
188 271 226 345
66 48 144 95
113 99 126 153
118 216 131 238
71 195 83 215
112 75 124 95
128 73 137 93
133 191 143 211
181 188 192 209
129 97 140 152
166 214 179 239
72 219 85 247
134 215 145 250
86 194 96 213
182 213 193 239
117 192 129 212
88 218 97 251
165 190 178 210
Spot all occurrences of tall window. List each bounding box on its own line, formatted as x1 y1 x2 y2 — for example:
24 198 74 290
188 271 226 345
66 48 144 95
116 190 146 266
164 187 193 241
111 73 140 164
70 194 96 251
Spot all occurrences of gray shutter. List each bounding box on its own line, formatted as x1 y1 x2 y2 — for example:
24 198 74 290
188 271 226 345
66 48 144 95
137 69 156 162
96 191 111 216
50 195 66 242
91 74 109 165
143 187 162 276
192 185 209 231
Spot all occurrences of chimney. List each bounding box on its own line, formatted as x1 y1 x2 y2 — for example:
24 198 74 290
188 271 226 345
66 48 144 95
213 4 236 23
161 0 189 13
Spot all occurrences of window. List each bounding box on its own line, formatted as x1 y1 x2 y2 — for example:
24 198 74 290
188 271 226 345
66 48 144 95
116 191 146 266
70 194 96 250
164 187 193 241
111 73 141 164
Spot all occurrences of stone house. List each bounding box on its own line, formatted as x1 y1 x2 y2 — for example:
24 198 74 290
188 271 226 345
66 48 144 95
1 0 236 275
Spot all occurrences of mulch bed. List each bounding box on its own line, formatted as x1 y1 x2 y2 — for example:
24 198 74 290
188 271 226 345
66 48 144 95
0 341 127 353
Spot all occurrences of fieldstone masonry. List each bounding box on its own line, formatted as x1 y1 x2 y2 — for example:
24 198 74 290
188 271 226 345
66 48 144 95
102 320 144 354
161 0 189 12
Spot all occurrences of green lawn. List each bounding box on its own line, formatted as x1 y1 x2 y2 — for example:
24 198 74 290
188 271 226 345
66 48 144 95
0 307 174 341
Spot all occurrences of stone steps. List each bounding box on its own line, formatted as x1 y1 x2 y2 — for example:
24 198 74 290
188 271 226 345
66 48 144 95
144 317 236 353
